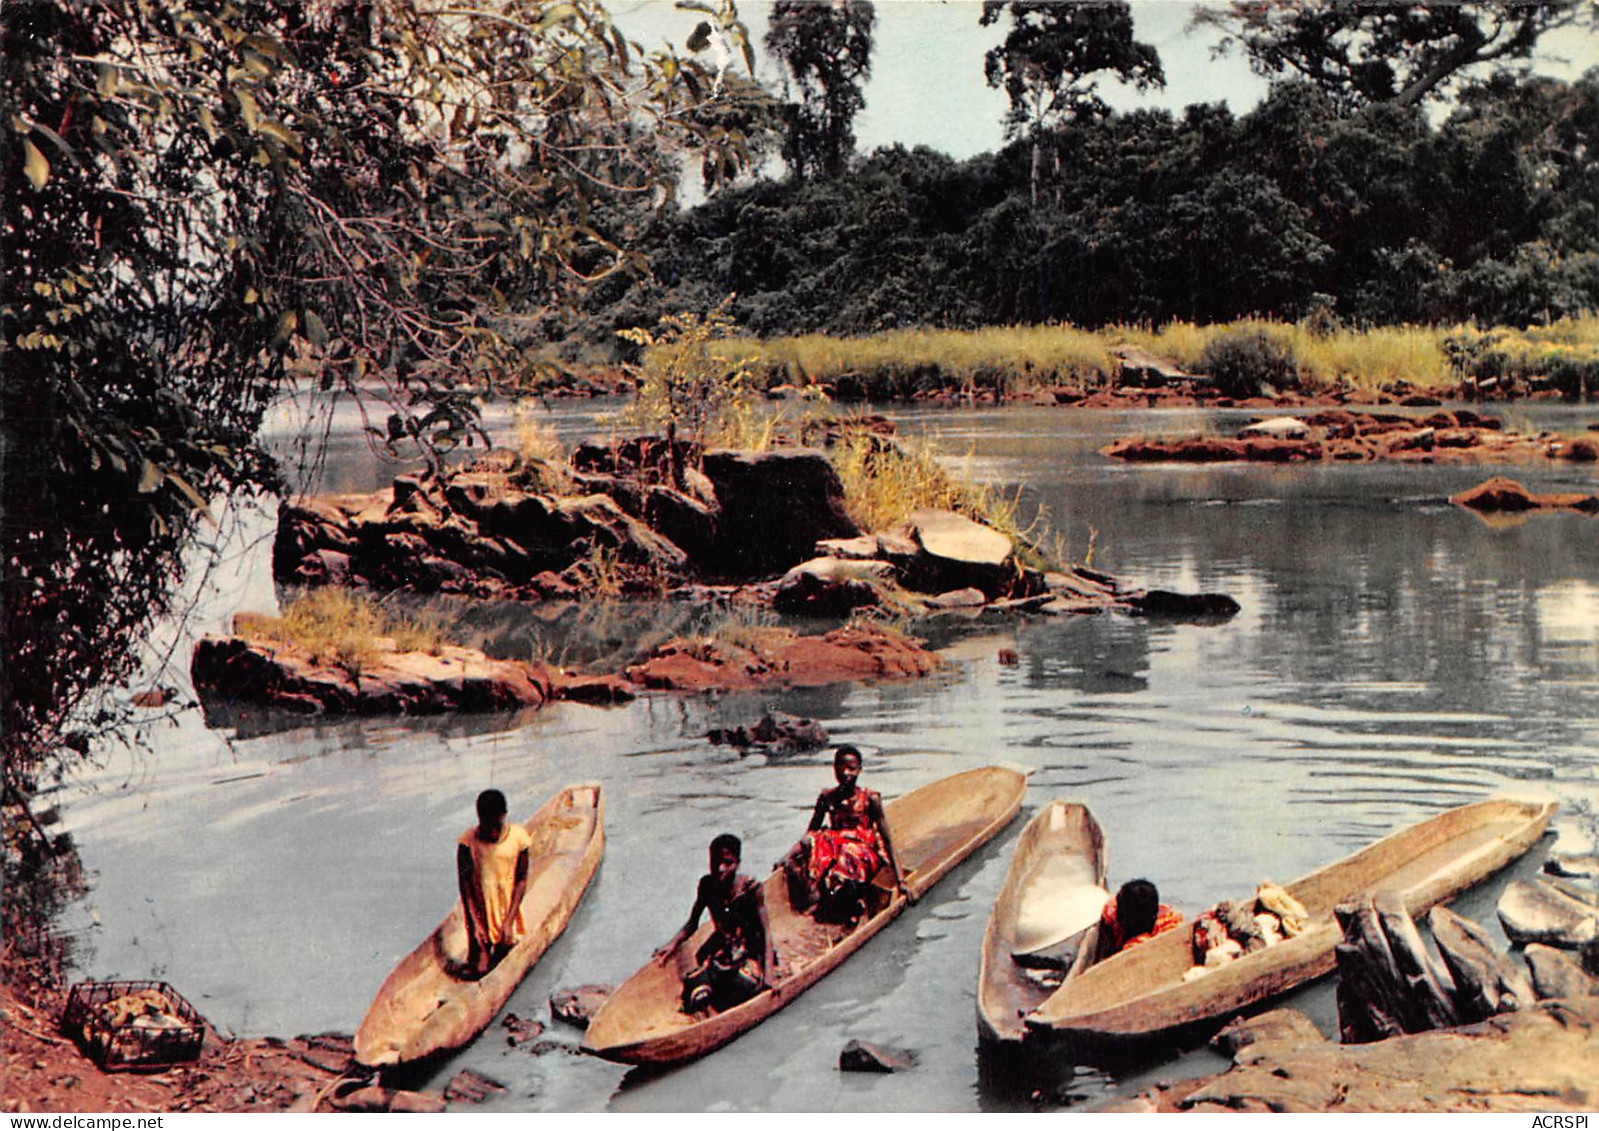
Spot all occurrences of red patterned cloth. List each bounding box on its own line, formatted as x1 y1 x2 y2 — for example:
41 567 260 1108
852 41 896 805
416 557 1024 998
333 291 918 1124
805 787 884 887
1099 896 1184 956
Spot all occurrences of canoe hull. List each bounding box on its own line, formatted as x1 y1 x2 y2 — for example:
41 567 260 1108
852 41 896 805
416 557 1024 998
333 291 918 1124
583 765 1027 1066
355 783 605 1068
977 800 1106 1045
1026 798 1555 1051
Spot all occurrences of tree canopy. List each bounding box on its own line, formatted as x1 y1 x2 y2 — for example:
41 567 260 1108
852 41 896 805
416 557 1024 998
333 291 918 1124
980 0 1164 137
608 68 1599 337
764 0 876 180
0 0 756 785
1196 0 1590 113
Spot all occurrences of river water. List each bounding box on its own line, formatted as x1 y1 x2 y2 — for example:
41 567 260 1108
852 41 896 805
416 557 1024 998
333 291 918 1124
48 398 1599 1111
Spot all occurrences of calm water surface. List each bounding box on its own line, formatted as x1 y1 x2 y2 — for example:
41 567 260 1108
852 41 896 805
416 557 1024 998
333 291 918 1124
50 399 1599 1111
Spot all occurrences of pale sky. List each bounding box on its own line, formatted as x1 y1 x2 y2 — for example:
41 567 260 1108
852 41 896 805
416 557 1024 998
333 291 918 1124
610 0 1599 162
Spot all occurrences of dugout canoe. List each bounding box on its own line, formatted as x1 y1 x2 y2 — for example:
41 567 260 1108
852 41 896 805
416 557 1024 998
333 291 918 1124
977 800 1108 1044
582 765 1027 1066
1025 798 1555 1051
355 783 605 1068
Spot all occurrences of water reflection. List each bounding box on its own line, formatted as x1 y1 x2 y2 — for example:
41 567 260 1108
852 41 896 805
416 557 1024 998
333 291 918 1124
47 401 1599 1112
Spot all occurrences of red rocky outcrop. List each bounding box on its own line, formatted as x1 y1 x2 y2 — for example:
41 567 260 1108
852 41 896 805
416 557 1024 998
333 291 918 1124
624 623 940 692
1105 410 1589 467
191 622 554 717
1451 477 1599 517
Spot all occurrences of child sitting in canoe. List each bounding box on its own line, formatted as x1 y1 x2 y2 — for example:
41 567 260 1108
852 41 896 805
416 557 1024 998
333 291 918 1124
456 788 533 977
655 833 777 1014
780 745 908 922
1092 879 1184 961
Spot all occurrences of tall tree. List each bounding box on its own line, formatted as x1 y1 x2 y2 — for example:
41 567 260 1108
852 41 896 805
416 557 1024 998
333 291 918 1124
764 0 876 180
980 0 1163 203
1196 0 1589 115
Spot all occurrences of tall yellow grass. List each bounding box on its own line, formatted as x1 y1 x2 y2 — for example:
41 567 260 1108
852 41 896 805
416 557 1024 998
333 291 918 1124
829 429 1049 567
690 317 1599 395
720 324 1118 388
241 589 445 673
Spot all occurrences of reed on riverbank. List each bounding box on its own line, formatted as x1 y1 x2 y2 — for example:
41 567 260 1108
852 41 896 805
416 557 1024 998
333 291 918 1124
239 589 445 674
677 315 1599 401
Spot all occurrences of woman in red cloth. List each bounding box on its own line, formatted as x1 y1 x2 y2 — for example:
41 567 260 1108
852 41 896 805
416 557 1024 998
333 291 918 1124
1093 878 1184 961
781 746 908 920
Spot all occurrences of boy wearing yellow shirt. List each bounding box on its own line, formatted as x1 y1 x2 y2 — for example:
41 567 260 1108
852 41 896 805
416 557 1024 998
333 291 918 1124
457 789 532 976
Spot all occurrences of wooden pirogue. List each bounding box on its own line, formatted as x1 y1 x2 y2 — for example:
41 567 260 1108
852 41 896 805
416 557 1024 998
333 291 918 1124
1026 798 1555 1051
355 783 605 1068
977 800 1107 1044
582 765 1027 1066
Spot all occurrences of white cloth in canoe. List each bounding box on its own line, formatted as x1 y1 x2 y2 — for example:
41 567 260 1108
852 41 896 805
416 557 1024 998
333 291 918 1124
1012 854 1110 957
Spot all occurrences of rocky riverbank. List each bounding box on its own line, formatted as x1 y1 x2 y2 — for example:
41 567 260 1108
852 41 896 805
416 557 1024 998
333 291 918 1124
217 431 1240 720
190 616 940 717
1117 999 1598 1113
1106 409 1599 466
1108 876 1599 1115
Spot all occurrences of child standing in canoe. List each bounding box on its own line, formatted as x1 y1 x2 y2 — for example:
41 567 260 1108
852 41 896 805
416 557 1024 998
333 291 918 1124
457 788 533 977
781 745 908 921
656 833 776 1013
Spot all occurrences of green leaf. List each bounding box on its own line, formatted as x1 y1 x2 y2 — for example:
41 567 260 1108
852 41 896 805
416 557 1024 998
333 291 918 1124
22 139 48 189
236 89 260 131
258 120 302 153
137 458 164 493
536 3 579 31
274 310 298 345
303 309 328 349
166 471 214 524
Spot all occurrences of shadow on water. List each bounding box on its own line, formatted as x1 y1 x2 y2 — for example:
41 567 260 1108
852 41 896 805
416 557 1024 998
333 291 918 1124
974 1024 1220 1112
198 696 546 741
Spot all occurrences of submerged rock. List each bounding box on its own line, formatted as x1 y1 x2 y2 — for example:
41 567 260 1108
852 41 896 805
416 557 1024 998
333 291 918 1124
626 623 939 693
1125 589 1240 620
1451 477 1599 516
550 985 613 1030
442 1069 505 1105
708 711 829 755
838 1039 918 1073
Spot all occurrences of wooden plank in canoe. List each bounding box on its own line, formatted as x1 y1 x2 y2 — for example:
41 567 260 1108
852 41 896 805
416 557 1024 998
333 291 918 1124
355 783 605 1068
1025 798 1555 1050
978 800 1107 1044
581 765 1027 1066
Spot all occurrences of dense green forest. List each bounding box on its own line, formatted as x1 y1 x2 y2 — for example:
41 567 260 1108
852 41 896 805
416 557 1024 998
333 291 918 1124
595 69 1599 346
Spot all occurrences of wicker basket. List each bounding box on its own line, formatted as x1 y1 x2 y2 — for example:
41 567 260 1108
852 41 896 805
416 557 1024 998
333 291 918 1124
61 980 206 1071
